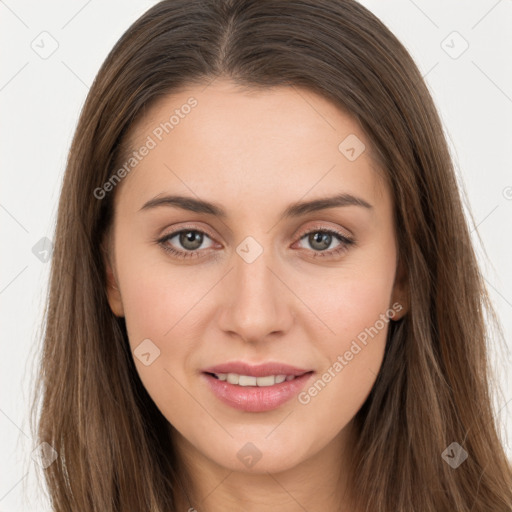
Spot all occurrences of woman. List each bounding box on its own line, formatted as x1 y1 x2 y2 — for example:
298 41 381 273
31 0 512 510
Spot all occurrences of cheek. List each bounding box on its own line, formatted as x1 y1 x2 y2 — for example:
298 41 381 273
307 253 396 351
297 256 396 419
116 259 204 423
295 305 390 444
116 244 205 347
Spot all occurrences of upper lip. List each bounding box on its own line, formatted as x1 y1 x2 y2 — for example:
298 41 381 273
202 361 313 378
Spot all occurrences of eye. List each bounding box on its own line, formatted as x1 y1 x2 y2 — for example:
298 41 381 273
294 227 355 258
157 227 216 259
156 225 355 260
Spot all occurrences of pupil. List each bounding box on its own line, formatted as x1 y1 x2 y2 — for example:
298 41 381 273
311 232 330 251
180 231 203 250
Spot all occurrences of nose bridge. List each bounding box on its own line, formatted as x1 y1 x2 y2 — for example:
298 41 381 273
219 234 291 340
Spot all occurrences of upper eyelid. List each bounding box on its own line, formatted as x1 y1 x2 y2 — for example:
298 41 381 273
160 224 217 243
295 222 353 240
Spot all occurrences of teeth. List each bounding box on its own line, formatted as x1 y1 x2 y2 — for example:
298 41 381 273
214 373 294 386
226 373 238 384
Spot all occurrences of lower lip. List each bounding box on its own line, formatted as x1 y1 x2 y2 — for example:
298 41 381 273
202 372 315 412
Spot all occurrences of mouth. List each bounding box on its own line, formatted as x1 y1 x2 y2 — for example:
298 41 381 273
204 371 312 387
201 369 315 413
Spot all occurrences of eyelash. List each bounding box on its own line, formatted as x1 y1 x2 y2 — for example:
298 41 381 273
156 225 355 260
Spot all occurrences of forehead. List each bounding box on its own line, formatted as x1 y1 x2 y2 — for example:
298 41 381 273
115 79 389 213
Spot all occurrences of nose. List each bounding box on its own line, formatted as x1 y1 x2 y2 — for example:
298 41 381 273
217 244 294 344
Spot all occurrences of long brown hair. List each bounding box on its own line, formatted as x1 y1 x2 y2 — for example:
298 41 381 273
30 0 512 510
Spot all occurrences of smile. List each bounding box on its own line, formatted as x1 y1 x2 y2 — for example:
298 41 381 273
202 371 315 412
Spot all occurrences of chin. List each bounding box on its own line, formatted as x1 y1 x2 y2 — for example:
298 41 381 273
197 434 311 474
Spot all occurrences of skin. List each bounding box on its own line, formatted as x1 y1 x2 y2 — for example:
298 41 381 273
103 78 408 512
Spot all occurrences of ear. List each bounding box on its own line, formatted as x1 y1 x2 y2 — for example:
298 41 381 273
101 235 125 318
390 254 409 320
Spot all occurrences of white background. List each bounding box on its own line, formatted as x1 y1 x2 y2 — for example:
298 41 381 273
1 1 511 510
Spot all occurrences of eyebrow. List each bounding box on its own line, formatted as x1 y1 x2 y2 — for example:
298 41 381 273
139 192 373 218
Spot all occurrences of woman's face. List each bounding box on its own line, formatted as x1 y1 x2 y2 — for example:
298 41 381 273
104 78 407 475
